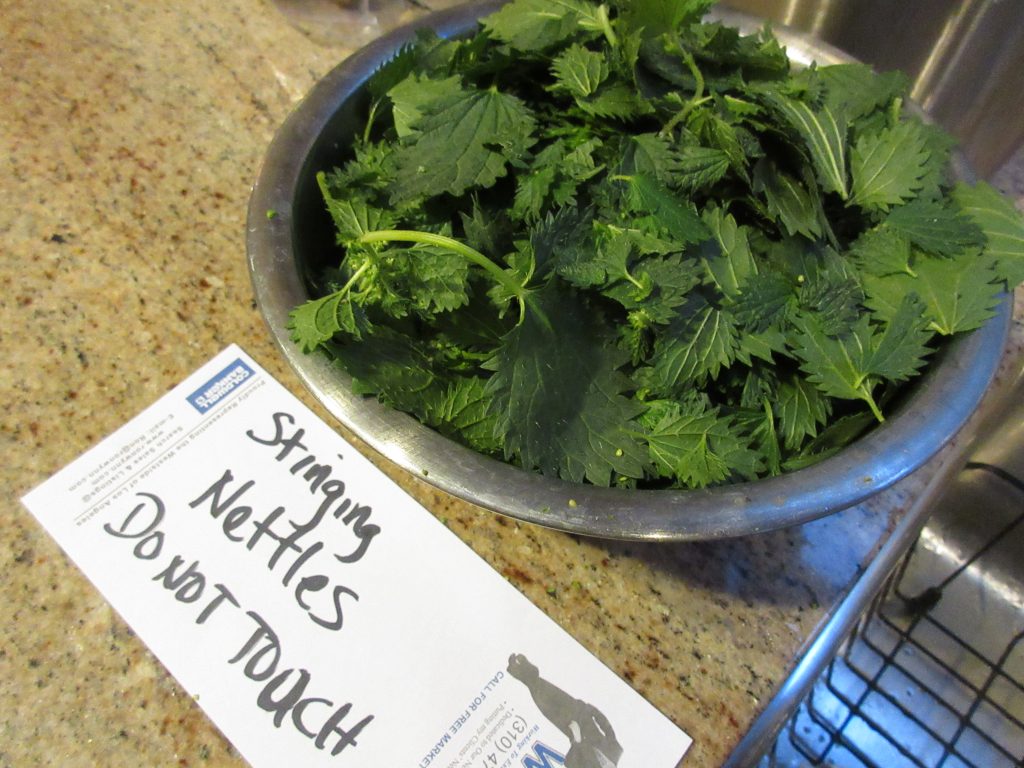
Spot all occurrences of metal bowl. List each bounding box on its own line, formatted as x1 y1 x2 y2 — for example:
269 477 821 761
247 1 1012 541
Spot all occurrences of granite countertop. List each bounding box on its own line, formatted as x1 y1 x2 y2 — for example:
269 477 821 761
2 2 1022 767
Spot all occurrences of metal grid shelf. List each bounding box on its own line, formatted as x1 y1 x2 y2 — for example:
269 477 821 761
765 463 1024 768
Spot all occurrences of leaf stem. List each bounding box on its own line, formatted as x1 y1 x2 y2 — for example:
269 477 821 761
596 4 618 48
860 386 885 422
356 229 529 319
362 100 380 145
622 268 645 291
338 259 371 297
659 52 708 138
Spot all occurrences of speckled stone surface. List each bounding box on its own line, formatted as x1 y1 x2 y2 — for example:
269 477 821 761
1 2 1022 767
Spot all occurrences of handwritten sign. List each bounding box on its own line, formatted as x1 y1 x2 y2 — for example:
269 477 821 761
22 345 692 767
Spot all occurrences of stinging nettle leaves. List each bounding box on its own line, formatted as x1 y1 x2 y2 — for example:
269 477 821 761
551 43 609 99
482 0 607 52
423 376 503 454
387 74 464 138
387 86 537 204
884 198 985 258
866 294 932 382
650 300 738 392
290 0 1023 493
763 92 849 199
850 119 931 212
794 294 932 420
776 374 831 451
700 205 757 297
672 146 731 194
317 172 395 244
752 158 823 240
791 314 884 421
643 400 762 488
619 173 710 244
951 181 1024 288
484 284 647 486
815 63 909 123
863 248 1002 336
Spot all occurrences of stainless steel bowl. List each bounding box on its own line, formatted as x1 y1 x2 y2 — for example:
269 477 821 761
247 1 1012 541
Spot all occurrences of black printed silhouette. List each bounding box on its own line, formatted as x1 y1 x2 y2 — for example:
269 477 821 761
507 653 623 768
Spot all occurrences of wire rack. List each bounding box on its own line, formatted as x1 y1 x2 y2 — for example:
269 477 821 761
764 462 1024 768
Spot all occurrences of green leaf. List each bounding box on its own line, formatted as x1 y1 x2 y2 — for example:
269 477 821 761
952 181 1024 288
484 285 647 485
513 139 602 221
816 64 908 122
643 400 762 488
513 165 558 222
734 326 788 365
387 74 463 138
317 174 395 244
325 331 438 415
481 0 604 51
619 173 710 244
798 248 865 337
884 198 985 257
650 300 738 391
577 80 653 119
617 0 715 39
864 249 1001 335
850 120 931 212
600 247 703 322
764 93 849 198
848 226 914 278
683 21 788 79
322 142 392 195
555 226 629 288
750 400 782 477
387 86 537 203
791 314 882 420
629 252 703 317
752 158 823 239
866 294 933 382
729 270 795 333
783 410 876 471
776 374 831 450
531 205 596 279
793 289 940 421
460 198 513 257
622 133 678 184
423 376 503 454
288 291 364 352
687 109 749 179
700 206 756 298
914 122 957 201
386 241 472 316
670 146 731 195
366 42 422 102
551 43 608 99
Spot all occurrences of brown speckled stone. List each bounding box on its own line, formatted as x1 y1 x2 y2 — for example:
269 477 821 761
1 3 1022 767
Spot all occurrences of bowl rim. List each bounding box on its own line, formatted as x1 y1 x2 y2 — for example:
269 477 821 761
247 0 1012 541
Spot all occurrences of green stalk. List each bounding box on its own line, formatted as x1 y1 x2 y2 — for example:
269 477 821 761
356 229 529 320
659 52 708 138
859 385 885 423
362 100 380 145
337 259 371 297
622 268 645 291
596 4 618 48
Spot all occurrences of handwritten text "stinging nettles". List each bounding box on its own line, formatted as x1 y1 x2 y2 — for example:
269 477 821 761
100 410 383 758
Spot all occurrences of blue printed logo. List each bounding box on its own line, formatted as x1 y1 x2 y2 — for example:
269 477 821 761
522 743 566 768
186 359 254 413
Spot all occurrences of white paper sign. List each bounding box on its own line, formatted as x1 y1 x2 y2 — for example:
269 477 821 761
22 345 692 768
